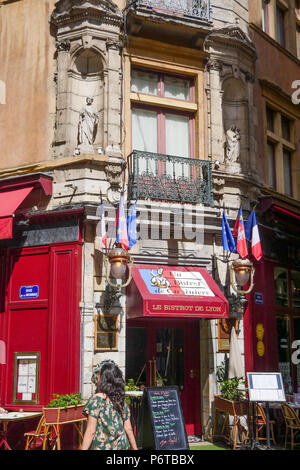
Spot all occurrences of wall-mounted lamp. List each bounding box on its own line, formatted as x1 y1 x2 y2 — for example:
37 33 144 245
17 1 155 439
230 258 255 295
104 243 134 289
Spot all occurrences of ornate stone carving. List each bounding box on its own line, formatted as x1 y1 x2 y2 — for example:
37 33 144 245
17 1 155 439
56 39 71 51
105 162 125 204
51 0 122 23
212 175 225 201
204 25 257 57
78 97 99 149
225 125 241 164
106 38 121 51
206 58 223 72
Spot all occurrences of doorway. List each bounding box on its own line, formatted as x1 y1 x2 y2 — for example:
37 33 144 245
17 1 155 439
126 318 201 435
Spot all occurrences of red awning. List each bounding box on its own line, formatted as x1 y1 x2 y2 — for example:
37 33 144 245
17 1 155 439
0 174 53 240
127 264 229 319
0 186 34 239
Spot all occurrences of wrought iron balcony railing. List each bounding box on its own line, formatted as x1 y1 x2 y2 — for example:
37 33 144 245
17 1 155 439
128 0 212 23
128 150 213 205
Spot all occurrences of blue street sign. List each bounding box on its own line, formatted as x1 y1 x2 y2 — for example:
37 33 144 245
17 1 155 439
19 285 39 299
254 292 263 305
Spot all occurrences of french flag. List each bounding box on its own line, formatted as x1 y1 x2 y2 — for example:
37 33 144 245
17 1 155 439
116 195 129 251
233 208 248 259
100 197 107 250
245 210 263 261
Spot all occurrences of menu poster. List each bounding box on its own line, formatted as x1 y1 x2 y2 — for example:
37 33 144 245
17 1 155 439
137 386 189 451
247 372 286 402
13 353 39 404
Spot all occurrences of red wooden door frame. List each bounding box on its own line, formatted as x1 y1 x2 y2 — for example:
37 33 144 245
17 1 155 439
0 241 82 410
128 317 201 436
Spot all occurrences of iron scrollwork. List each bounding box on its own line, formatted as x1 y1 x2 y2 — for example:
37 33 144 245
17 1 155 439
128 150 213 205
132 0 211 22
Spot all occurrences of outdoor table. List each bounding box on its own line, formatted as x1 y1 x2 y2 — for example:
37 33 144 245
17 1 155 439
0 411 42 450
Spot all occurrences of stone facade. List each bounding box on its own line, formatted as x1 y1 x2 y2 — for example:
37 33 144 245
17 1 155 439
0 0 263 437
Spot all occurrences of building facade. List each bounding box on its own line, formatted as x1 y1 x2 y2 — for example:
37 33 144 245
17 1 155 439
247 0 300 395
0 0 298 440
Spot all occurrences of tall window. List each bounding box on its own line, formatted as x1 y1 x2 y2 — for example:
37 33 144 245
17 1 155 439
265 105 295 197
262 0 269 32
283 148 293 196
276 4 286 46
274 268 300 393
297 25 300 59
131 69 195 177
267 141 276 189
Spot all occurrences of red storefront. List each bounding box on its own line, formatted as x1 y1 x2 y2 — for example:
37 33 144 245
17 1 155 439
243 198 300 395
0 174 83 412
126 264 229 436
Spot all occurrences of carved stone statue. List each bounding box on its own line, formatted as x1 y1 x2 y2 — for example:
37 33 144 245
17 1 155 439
225 125 241 163
78 97 99 148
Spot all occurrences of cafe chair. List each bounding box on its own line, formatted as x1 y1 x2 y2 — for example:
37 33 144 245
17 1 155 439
281 403 300 450
255 404 277 446
24 416 47 450
24 416 56 450
244 404 277 447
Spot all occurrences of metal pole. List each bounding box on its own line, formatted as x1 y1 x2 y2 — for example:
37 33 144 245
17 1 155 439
265 402 271 449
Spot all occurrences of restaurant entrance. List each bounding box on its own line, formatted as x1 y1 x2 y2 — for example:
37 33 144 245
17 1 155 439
126 318 201 435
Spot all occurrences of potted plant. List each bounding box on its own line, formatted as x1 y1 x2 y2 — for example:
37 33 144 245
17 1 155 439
44 393 85 425
215 377 247 415
214 359 247 414
212 360 248 449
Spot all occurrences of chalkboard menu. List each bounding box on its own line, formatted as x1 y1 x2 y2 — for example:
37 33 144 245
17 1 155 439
137 386 189 451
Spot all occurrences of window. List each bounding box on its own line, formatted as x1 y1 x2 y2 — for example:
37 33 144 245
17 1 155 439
131 69 195 177
262 0 269 32
94 315 118 351
131 69 192 102
266 107 275 132
276 4 286 47
282 115 291 141
274 268 300 392
283 148 293 196
267 141 276 189
265 104 295 196
297 25 300 59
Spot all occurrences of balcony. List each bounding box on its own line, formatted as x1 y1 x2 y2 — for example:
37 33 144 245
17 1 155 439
127 150 213 205
128 0 212 23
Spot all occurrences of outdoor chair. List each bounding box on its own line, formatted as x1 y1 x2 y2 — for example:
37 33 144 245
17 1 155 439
244 403 277 447
24 416 47 450
281 403 300 450
24 415 56 450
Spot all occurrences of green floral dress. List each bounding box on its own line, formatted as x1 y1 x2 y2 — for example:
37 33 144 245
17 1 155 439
83 393 130 450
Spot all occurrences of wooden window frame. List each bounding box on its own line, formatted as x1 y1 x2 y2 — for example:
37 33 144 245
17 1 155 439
131 103 195 159
265 103 295 196
131 67 195 104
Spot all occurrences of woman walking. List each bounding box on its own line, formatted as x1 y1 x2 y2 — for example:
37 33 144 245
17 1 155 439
80 360 138 450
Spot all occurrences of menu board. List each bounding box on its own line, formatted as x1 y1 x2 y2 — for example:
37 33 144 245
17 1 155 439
137 386 189 451
247 372 286 402
13 352 40 403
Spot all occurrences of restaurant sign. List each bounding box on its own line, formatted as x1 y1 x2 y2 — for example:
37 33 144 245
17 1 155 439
140 268 215 297
127 265 229 319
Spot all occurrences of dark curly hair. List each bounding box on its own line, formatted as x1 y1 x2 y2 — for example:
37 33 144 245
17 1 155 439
95 362 125 415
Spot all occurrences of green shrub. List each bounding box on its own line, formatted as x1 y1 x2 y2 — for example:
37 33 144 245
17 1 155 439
218 377 245 402
125 378 139 392
47 393 83 408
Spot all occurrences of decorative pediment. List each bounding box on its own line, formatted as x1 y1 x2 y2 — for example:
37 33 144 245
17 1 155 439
51 0 122 24
205 25 256 56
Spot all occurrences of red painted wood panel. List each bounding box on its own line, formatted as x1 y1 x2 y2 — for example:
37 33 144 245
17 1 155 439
0 243 82 410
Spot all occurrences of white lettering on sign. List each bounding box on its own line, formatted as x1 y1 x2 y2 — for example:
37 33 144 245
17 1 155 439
171 271 214 297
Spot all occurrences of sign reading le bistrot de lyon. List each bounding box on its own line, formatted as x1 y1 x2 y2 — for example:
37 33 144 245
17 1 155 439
127 265 229 319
